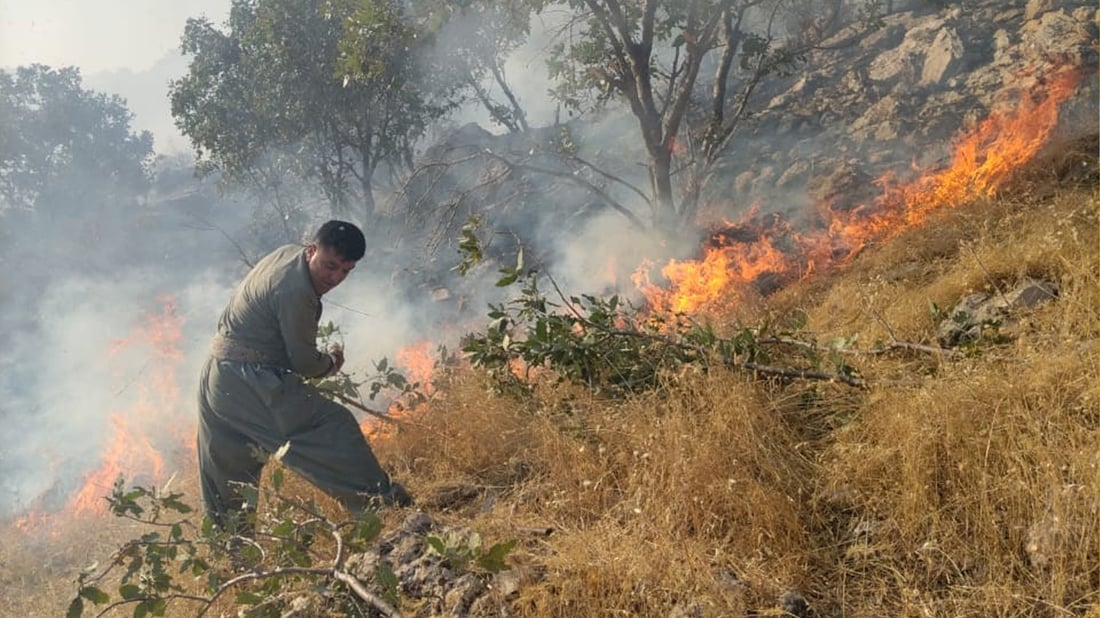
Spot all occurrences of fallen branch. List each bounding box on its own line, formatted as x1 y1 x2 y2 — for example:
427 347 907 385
514 526 555 537
758 336 961 358
741 361 865 388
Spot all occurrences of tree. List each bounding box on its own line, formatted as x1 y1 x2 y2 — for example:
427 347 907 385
0 65 154 278
0 65 153 213
170 0 460 222
530 0 875 231
423 0 534 133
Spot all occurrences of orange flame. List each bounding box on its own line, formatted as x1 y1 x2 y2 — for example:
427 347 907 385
361 340 439 439
68 296 185 516
634 204 795 314
14 297 187 532
640 67 1081 314
812 67 1081 262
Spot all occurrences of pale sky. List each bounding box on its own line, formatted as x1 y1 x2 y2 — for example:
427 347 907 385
0 0 230 73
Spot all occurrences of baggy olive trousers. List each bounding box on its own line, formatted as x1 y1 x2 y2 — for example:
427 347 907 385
196 357 392 528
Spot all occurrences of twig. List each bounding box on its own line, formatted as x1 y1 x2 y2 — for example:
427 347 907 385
758 336 961 358
333 570 403 618
741 360 865 388
326 391 403 424
961 241 1011 306
856 287 900 342
514 526 555 537
479 149 649 232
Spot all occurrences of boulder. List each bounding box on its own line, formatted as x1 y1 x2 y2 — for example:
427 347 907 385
920 27 966 85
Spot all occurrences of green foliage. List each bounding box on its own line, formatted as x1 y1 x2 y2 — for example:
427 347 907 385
0 65 153 212
457 229 863 395
425 531 517 574
311 321 430 412
408 0 533 132
71 475 514 616
460 264 863 396
454 215 485 276
170 0 460 219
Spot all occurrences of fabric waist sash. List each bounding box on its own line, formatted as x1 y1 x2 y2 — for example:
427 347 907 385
210 333 283 367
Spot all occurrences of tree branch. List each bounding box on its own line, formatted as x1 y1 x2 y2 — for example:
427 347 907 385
480 149 649 231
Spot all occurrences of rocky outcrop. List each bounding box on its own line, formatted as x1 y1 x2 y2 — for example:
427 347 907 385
743 0 1098 210
410 0 1096 265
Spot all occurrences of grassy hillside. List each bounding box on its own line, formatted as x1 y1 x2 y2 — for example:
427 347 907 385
2 139 1095 617
370 141 1099 617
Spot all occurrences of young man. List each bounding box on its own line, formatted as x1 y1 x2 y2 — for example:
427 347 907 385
197 220 410 531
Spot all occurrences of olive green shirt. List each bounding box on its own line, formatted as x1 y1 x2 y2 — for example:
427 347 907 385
212 244 334 378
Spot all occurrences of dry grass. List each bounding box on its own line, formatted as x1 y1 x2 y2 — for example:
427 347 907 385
3 157 1096 617
382 174 1099 616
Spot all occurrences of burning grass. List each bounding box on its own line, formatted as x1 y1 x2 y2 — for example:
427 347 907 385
4 185 1096 617
4 146 1096 618
371 179 1098 616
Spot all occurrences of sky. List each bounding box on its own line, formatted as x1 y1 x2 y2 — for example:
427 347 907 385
0 0 230 73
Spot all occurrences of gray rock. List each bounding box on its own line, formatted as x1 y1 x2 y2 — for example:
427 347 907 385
936 278 1059 346
1021 9 1097 64
921 27 966 85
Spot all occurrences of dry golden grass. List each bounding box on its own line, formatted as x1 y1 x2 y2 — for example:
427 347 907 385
378 172 1099 615
3 149 1096 617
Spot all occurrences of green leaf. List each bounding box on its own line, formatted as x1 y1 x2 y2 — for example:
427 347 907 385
161 494 193 514
375 562 399 607
236 591 264 605
272 468 284 491
476 539 516 573
353 513 383 543
66 597 84 618
119 584 142 601
79 586 110 604
425 535 447 555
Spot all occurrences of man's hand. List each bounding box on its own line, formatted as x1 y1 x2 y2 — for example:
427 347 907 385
329 343 345 374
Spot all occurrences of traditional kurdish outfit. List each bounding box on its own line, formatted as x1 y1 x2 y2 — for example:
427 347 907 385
197 244 396 528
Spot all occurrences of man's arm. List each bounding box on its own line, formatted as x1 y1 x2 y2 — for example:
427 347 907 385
274 290 336 378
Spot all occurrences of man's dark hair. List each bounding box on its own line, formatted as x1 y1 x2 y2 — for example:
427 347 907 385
313 220 366 261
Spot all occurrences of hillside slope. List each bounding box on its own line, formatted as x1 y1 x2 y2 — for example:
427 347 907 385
1 140 1094 618
370 145 1098 617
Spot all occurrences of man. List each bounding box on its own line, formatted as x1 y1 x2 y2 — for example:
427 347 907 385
197 220 410 531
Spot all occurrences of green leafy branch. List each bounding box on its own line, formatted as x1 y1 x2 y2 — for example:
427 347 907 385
68 471 401 618
457 244 867 396
311 321 431 423
425 531 516 574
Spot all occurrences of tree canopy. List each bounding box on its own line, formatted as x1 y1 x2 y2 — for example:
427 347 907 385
170 0 463 222
531 0 874 230
0 65 153 212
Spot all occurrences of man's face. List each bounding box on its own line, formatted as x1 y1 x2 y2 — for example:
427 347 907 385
305 244 357 295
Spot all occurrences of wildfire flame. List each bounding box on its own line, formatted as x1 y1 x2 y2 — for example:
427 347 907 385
360 340 438 439
13 297 187 532
68 296 185 515
639 67 1081 314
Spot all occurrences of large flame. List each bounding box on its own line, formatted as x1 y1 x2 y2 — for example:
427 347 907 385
67 296 185 515
640 67 1081 314
13 297 187 532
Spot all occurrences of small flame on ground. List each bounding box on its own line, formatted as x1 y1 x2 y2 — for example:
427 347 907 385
361 340 439 440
